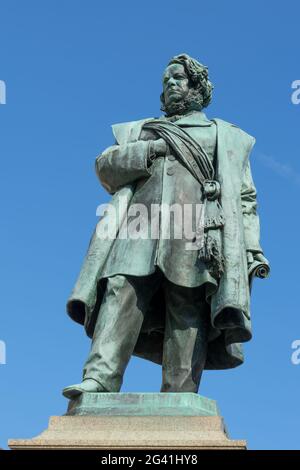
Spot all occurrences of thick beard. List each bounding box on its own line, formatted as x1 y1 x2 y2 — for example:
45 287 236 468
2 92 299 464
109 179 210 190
164 88 203 117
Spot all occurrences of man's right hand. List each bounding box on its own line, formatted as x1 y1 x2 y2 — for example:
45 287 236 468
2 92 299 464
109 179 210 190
151 138 168 157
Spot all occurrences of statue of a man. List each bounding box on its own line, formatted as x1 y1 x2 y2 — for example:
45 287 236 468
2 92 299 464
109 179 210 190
63 54 270 399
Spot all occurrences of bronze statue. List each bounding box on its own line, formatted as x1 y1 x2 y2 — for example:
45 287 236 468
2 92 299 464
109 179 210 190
63 54 270 399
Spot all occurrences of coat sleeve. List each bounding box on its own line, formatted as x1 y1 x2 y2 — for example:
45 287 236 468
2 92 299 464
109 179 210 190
240 137 270 281
240 143 263 254
95 140 153 194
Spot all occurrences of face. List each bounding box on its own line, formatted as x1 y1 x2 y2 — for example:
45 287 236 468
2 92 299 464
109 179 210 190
162 63 190 108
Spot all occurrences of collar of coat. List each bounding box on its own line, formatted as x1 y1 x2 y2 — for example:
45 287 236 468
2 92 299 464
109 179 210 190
164 110 213 127
112 111 242 145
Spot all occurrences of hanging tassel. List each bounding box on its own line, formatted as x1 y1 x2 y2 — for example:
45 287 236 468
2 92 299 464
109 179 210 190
198 233 225 279
196 191 226 280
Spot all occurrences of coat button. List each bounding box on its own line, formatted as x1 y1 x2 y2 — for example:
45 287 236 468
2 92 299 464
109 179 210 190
167 167 175 176
167 154 176 161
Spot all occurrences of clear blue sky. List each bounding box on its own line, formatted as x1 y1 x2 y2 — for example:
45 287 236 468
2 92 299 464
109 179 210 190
0 0 299 450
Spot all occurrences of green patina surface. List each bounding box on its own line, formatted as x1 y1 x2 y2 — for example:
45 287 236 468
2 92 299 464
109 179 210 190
63 53 270 403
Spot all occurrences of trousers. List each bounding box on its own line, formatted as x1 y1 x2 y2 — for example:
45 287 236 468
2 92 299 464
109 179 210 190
83 269 211 392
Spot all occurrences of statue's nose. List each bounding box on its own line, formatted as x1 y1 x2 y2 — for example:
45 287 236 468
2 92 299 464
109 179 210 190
167 77 176 88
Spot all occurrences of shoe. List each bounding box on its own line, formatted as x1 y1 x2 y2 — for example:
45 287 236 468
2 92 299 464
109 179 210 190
62 378 107 399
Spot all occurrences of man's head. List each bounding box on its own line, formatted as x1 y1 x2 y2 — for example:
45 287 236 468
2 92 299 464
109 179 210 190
161 54 213 116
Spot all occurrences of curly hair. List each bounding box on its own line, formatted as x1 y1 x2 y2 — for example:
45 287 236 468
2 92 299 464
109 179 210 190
160 53 214 114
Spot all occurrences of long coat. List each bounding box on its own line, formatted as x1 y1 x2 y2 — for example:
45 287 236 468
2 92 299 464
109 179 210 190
66 113 269 370
96 112 219 289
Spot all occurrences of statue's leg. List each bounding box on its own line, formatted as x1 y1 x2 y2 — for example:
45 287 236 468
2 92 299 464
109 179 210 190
160 280 210 393
82 272 162 392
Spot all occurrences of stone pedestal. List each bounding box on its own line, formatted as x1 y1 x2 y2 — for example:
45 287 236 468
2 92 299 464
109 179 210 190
8 393 246 450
